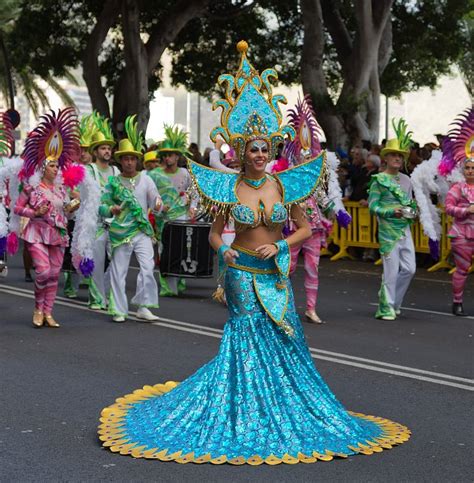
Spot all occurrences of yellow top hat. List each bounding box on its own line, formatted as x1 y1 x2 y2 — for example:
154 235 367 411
114 138 143 160
143 150 158 164
89 131 116 152
380 138 409 161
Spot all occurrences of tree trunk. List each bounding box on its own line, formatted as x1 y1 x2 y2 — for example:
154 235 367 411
303 0 393 148
300 0 346 149
112 0 150 136
82 0 119 118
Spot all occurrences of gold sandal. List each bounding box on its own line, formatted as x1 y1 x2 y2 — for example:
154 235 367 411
33 310 44 328
305 310 324 324
43 314 60 328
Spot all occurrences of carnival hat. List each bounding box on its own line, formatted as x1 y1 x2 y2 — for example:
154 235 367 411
157 125 191 157
114 115 144 160
143 150 159 164
380 118 412 161
380 139 409 160
89 112 115 152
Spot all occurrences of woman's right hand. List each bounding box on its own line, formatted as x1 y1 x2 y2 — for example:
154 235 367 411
35 204 49 217
223 248 239 265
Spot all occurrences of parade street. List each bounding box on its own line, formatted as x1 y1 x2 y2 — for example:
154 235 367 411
1 254 473 483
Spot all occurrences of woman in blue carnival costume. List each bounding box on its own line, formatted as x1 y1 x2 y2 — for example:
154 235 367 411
98 41 410 465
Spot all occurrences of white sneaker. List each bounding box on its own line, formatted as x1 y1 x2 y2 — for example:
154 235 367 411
381 314 396 321
395 309 401 316
136 307 159 321
112 315 125 323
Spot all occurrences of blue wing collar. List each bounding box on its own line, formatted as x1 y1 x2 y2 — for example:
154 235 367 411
273 152 327 206
187 160 239 216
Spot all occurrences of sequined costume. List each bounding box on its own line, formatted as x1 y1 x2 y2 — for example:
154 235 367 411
99 41 410 464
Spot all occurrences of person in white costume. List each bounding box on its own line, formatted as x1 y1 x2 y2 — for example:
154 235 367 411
99 116 163 323
86 114 119 310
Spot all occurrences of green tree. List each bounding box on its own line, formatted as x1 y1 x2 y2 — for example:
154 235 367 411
170 0 469 147
0 0 75 116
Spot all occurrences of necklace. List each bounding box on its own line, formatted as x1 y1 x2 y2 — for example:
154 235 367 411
120 173 139 190
242 175 267 190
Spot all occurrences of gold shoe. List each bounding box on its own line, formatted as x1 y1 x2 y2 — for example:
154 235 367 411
44 314 60 328
305 310 324 324
33 310 44 328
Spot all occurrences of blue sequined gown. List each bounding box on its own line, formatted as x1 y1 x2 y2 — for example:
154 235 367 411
99 246 409 464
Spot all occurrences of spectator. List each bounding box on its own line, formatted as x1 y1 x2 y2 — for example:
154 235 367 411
202 147 212 166
189 142 203 165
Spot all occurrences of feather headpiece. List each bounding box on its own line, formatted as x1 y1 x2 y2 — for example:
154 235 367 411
157 125 191 158
89 112 115 151
284 94 322 166
114 115 145 160
210 40 295 162
20 107 80 180
438 107 474 176
79 113 98 148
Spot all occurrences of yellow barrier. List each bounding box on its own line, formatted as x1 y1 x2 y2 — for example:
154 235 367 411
329 202 463 272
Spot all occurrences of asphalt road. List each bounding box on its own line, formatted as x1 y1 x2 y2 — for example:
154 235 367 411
1 250 473 482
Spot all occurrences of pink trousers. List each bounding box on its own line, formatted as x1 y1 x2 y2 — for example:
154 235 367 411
28 243 65 314
290 232 323 311
451 237 474 303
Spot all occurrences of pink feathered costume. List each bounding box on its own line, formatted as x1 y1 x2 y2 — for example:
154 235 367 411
445 182 474 304
15 183 69 315
289 195 332 312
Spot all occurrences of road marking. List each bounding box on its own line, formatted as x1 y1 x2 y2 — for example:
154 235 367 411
338 268 453 285
368 302 474 320
1 284 473 391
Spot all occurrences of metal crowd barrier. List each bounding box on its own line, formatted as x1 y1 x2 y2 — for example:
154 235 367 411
329 202 473 273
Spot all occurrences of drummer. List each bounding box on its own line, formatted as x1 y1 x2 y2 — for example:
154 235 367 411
154 125 198 297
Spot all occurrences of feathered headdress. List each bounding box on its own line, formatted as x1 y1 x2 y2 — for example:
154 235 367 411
210 40 295 162
0 112 14 158
438 107 474 176
20 107 80 180
380 118 413 161
157 124 191 158
79 113 98 148
89 112 115 152
114 115 145 160
284 94 322 166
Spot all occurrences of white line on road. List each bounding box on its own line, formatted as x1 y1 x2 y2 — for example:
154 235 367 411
368 302 474 320
1 284 473 391
338 268 453 285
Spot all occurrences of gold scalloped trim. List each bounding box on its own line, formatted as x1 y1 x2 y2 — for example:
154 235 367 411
98 381 411 465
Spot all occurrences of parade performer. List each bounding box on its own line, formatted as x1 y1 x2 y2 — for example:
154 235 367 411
62 113 98 298
283 95 351 324
0 111 17 277
87 113 119 310
13 108 83 327
439 107 474 316
369 119 417 321
143 149 161 171
155 125 197 297
99 116 163 322
99 42 409 464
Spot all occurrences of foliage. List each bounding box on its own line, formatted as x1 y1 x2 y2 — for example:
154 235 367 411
381 0 471 97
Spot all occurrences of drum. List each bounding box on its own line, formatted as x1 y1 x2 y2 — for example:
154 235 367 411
160 220 214 278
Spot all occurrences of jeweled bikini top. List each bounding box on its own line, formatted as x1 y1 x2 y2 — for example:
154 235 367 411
232 201 287 232
187 152 328 220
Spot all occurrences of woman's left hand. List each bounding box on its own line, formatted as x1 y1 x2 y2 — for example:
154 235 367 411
255 243 278 260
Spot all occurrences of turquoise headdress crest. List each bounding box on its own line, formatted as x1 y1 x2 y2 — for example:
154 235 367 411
210 40 295 162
